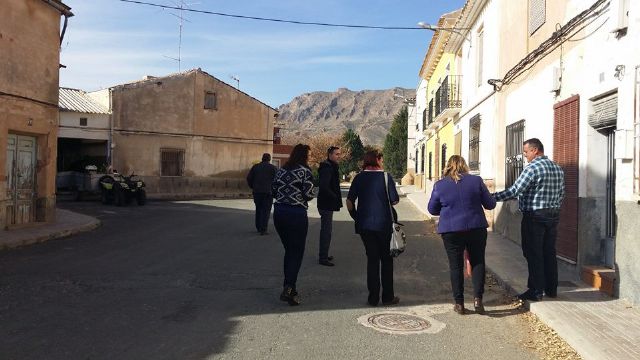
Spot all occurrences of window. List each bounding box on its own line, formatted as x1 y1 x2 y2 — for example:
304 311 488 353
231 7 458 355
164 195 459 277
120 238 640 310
420 145 425 173
161 148 185 176
529 0 546 35
477 27 484 87
469 115 481 171
422 109 427 130
415 149 419 172
505 120 526 187
441 144 447 174
272 159 281 168
428 152 433 180
204 91 217 110
79 117 88 126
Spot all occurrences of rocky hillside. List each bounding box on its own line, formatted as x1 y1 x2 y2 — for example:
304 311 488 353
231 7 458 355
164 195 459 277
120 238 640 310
277 87 413 146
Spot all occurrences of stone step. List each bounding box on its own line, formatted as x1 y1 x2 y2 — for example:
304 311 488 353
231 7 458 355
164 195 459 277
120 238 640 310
581 265 617 296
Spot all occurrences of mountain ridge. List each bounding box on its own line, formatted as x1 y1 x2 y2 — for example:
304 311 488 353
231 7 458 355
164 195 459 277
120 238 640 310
277 87 413 146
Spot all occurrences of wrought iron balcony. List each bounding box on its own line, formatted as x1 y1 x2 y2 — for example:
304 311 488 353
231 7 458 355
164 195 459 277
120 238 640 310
433 75 462 120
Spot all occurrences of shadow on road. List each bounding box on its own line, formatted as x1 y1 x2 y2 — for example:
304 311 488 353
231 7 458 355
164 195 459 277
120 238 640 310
0 199 527 359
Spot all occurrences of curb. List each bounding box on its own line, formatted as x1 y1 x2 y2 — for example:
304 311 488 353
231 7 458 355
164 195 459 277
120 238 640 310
1 219 101 250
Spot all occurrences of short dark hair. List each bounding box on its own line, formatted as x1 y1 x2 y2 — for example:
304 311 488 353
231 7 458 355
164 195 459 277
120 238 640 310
362 150 382 169
523 138 544 153
327 146 340 156
261 153 271 162
283 144 310 170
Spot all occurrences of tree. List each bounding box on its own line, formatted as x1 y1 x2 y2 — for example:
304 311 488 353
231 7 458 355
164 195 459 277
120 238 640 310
382 106 408 180
340 128 365 176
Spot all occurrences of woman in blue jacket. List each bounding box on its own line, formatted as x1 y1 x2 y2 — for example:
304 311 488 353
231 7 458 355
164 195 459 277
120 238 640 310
428 155 496 315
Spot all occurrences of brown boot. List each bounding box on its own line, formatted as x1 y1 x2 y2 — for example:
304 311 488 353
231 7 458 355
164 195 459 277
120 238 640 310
454 303 466 315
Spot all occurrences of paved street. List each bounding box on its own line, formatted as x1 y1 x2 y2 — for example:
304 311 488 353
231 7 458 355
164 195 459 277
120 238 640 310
1 197 543 359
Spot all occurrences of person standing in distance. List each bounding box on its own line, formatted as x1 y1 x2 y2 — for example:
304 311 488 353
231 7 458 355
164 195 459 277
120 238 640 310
246 153 277 235
317 146 343 266
493 138 564 302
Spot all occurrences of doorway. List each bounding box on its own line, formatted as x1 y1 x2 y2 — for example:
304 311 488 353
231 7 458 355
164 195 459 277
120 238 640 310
5 134 37 226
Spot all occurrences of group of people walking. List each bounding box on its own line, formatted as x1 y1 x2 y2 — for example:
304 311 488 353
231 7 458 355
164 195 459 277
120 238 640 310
247 137 564 314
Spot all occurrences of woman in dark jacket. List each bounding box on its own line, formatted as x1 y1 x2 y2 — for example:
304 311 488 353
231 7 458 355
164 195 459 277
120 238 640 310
272 144 315 306
428 155 496 315
346 150 400 306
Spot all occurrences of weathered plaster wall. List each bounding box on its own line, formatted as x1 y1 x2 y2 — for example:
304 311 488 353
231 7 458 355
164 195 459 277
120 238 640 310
1 0 63 229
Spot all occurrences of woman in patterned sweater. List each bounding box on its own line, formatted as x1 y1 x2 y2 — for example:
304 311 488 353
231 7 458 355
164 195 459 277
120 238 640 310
272 144 315 306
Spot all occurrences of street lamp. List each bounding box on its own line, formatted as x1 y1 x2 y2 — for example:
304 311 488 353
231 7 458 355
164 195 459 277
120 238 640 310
417 22 469 38
393 93 416 105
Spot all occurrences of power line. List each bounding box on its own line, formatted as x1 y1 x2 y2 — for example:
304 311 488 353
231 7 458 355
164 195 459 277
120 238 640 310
117 0 424 30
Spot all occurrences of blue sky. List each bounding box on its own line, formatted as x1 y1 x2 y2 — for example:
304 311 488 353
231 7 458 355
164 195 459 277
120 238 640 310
59 0 466 108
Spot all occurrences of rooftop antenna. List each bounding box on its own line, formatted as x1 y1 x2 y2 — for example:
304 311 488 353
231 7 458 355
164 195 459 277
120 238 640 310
163 0 198 71
230 75 240 89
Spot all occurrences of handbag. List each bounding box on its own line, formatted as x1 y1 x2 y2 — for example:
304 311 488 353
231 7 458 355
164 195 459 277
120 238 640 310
384 172 406 257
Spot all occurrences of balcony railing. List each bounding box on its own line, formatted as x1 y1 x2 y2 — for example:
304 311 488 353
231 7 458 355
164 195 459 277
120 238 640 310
433 75 462 119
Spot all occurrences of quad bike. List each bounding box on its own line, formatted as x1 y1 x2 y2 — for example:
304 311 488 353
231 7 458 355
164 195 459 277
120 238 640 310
99 171 147 206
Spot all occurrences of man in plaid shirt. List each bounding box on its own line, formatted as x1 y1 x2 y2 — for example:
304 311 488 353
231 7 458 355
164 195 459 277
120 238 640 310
494 138 565 302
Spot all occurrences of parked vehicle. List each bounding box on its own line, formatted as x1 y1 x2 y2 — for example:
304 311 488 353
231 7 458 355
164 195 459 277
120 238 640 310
66 165 104 201
99 171 146 206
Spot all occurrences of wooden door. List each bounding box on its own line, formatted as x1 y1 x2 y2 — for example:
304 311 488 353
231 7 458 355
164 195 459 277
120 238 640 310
5 134 37 226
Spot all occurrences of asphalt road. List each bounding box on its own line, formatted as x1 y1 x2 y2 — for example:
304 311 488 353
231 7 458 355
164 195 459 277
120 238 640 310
0 196 540 360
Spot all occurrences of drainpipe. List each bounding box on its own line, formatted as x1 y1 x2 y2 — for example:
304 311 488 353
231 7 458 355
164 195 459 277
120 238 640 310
109 88 114 172
60 15 69 45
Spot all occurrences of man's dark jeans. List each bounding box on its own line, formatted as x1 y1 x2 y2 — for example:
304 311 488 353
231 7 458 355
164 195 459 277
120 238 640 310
359 229 394 305
253 192 273 233
318 209 334 261
441 228 487 304
521 208 560 297
273 204 308 289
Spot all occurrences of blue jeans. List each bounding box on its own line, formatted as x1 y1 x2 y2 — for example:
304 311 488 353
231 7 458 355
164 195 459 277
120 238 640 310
274 204 308 289
521 208 560 296
253 192 273 232
318 209 334 261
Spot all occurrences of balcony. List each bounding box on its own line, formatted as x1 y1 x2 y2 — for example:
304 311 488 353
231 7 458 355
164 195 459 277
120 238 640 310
432 75 462 124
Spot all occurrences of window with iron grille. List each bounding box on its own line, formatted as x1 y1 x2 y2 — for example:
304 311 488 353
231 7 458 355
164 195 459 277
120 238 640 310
161 148 185 177
428 152 433 180
505 120 525 187
469 114 481 171
529 0 546 35
422 108 427 129
79 117 88 126
441 143 447 174
420 145 425 173
204 91 217 110
415 149 419 172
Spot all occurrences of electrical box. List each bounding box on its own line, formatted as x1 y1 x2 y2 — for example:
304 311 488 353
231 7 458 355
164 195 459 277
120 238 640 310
614 129 634 159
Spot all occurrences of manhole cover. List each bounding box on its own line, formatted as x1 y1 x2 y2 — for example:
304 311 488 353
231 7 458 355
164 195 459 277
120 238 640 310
367 313 431 333
357 307 447 335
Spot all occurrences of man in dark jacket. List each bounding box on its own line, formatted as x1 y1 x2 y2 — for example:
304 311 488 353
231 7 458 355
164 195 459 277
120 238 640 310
247 153 277 235
317 146 343 266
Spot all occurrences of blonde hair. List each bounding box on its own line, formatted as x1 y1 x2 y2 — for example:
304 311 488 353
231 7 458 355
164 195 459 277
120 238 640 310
442 155 469 182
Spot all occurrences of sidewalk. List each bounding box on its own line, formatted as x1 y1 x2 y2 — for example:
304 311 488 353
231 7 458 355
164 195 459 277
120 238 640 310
404 186 640 360
0 209 100 250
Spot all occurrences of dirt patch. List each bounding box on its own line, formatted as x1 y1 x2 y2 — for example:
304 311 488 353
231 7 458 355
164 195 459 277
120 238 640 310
486 274 581 360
